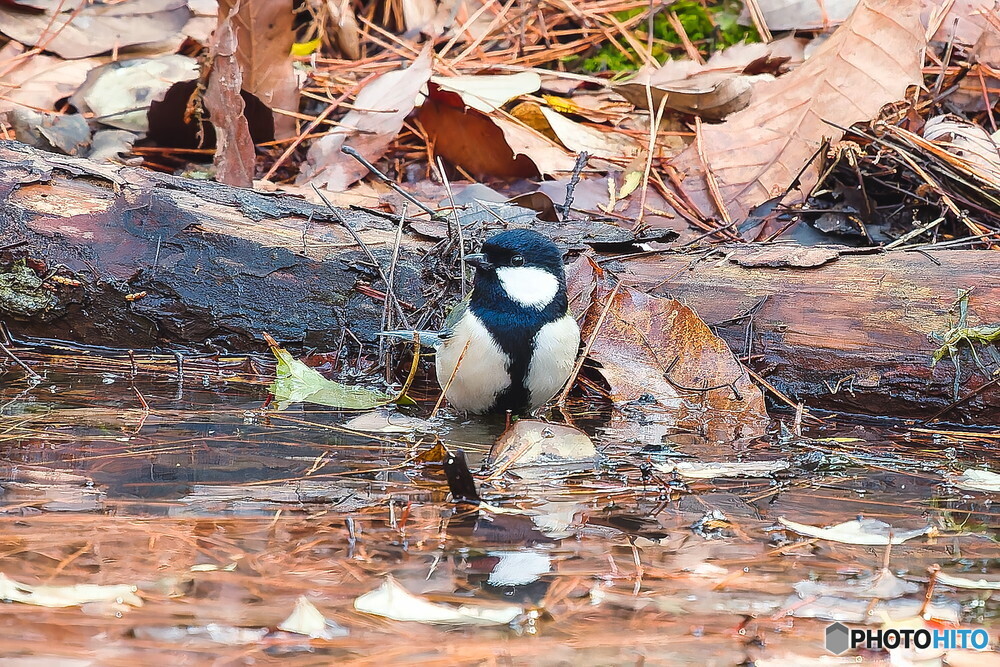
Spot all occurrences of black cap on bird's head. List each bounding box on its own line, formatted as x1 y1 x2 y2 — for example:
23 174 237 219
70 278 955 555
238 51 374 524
466 229 568 311
464 229 565 276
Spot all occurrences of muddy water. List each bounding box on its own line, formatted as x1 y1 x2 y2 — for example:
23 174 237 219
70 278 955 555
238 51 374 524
0 356 997 665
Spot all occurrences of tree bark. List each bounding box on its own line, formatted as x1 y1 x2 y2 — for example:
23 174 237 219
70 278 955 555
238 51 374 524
0 141 437 350
620 248 1000 423
2 142 998 423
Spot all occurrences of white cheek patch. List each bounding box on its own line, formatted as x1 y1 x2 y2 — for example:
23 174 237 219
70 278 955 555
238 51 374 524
496 267 559 309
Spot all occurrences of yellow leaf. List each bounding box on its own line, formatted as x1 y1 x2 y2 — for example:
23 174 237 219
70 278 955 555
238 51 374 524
542 94 580 115
291 38 322 57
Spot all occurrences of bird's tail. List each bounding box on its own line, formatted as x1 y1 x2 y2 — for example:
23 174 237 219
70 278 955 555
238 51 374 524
377 330 443 348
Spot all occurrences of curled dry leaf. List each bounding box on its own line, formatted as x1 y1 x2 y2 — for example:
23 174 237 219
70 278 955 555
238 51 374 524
511 102 640 160
567 256 767 436
0 0 191 59
0 43 99 115
204 5 257 188
307 0 361 60
615 39 804 120
301 47 432 191
71 55 198 133
667 0 924 224
778 516 932 545
923 115 1000 186
217 0 298 139
354 575 522 625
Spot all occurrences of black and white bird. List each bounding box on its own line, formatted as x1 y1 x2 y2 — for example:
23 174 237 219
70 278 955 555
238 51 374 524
387 229 580 414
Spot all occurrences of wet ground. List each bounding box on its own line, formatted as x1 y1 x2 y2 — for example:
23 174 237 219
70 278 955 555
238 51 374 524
0 349 998 665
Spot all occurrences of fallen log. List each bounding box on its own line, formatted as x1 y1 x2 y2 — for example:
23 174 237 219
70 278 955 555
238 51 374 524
0 142 438 350
1 142 998 424
621 247 1000 423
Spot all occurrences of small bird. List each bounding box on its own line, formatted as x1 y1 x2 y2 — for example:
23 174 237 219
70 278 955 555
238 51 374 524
387 229 580 414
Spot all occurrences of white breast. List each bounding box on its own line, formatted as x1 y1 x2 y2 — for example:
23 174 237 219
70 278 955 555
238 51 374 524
526 313 580 410
496 267 559 309
435 311 510 413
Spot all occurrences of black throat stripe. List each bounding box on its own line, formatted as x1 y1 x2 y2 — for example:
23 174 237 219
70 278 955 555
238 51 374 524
469 274 568 413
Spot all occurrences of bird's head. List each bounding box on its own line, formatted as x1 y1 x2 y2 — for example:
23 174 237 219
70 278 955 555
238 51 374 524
465 229 567 310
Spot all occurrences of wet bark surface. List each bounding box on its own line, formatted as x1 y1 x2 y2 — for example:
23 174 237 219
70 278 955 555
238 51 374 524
0 141 436 350
622 249 1000 422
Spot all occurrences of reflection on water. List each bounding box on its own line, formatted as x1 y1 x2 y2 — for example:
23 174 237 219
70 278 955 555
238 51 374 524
0 355 998 664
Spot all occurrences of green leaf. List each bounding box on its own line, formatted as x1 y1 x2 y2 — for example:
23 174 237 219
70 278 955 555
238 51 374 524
267 337 394 410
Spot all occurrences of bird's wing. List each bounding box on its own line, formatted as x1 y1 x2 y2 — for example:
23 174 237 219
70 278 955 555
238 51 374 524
378 294 471 349
441 293 472 338
377 330 444 347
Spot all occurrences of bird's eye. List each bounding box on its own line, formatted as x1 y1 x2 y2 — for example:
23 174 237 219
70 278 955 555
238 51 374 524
511 254 524 267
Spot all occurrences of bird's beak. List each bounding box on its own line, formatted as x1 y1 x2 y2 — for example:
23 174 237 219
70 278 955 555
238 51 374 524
464 253 494 271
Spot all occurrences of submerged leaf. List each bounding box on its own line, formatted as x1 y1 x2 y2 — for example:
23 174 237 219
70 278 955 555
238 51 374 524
278 596 349 639
778 517 932 545
354 575 522 625
655 460 789 479
488 420 597 479
0 573 142 608
952 468 1000 493
935 572 1000 590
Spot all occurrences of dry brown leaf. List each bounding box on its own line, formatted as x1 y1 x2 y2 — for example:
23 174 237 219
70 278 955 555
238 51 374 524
204 5 257 188
431 72 541 113
669 0 924 224
0 0 191 60
510 101 639 159
615 39 804 120
308 0 361 60
218 0 298 139
744 0 858 31
952 27 1000 111
922 0 999 44
70 55 198 132
538 105 640 159
300 47 432 191
418 84 577 178
0 43 100 115
402 0 493 39
568 256 767 435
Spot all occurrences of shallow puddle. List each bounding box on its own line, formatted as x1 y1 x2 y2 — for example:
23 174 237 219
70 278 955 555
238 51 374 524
0 350 998 665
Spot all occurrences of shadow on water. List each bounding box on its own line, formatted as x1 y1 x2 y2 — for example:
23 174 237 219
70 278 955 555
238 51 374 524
0 349 998 664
